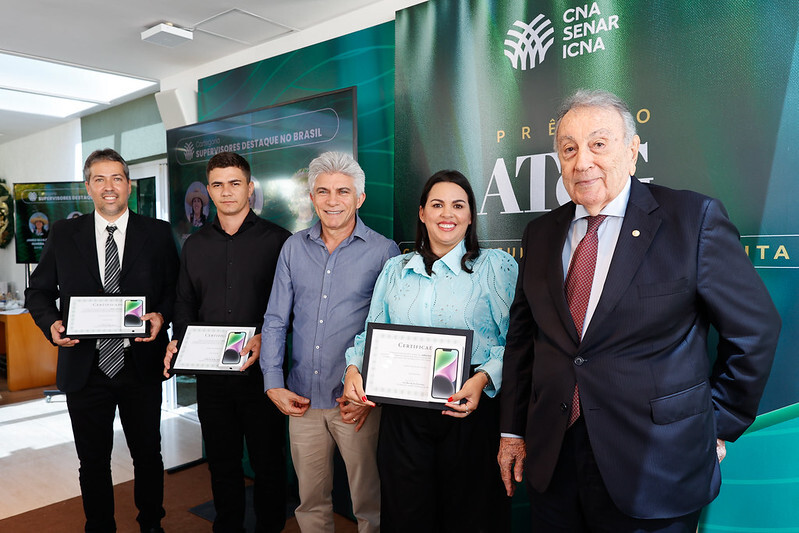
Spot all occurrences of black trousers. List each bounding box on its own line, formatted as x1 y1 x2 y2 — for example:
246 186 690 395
197 372 286 533
527 416 703 532
66 353 165 532
377 394 511 533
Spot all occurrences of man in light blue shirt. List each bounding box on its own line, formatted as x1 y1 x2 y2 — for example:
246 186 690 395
260 152 400 532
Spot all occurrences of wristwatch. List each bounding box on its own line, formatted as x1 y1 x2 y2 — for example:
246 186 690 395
475 369 493 390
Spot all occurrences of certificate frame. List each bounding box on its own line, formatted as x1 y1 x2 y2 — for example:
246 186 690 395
64 295 149 339
361 322 473 410
169 323 258 376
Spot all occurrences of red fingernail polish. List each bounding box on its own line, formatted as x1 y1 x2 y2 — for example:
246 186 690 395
448 396 454 402
362 396 367 402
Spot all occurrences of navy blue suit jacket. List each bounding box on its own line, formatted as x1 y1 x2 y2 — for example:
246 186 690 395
25 211 179 393
500 177 780 518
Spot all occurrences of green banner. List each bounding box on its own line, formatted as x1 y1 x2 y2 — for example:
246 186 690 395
395 1 799 529
395 0 799 414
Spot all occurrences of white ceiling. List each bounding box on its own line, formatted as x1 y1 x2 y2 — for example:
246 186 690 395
0 0 381 145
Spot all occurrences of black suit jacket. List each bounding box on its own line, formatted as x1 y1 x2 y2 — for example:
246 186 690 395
25 211 179 393
500 177 781 519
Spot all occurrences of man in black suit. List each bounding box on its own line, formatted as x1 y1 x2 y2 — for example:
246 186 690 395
498 90 781 531
25 148 179 533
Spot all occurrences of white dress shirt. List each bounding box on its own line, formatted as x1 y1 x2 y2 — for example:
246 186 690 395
93 209 129 286
562 178 631 339
93 209 130 347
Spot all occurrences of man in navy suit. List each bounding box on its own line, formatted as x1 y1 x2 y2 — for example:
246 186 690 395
498 90 781 531
26 149 179 533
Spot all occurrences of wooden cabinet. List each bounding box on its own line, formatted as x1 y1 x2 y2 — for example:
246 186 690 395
0 312 57 391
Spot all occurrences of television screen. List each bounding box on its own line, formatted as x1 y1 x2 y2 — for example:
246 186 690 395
167 87 357 247
13 180 143 264
13 182 94 264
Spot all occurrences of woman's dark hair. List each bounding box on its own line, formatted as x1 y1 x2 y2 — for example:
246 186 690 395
415 170 480 275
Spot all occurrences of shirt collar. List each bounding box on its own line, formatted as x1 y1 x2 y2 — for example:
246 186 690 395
573 177 632 221
404 239 466 277
307 215 366 247
94 209 129 237
211 209 258 237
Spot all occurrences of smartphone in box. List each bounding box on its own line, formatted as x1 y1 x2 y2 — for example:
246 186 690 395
431 348 459 399
122 299 144 327
221 331 247 365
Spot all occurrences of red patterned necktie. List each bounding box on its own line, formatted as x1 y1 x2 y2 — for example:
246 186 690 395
564 215 606 426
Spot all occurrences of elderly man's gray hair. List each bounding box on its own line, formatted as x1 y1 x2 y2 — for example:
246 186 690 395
307 152 366 197
553 89 637 150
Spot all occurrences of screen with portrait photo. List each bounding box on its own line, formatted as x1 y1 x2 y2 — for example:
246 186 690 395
14 181 143 264
13 182 94 264
166 87 357 248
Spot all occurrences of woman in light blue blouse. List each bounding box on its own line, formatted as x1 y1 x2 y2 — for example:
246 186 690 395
343 170 518 532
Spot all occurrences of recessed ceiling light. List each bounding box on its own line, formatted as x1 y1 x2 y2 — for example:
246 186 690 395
0 51 157 118
0 88 95 118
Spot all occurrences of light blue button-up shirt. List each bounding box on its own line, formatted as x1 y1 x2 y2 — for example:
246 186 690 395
260 216 400 409
345 240 518 397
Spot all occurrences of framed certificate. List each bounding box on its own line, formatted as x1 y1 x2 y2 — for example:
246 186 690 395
169 324 258 376
361 322 473 410
64 295 148 338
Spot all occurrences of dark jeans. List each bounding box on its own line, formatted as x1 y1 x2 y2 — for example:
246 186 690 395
66 355 165 532
197 373 287 533
527 416 702 532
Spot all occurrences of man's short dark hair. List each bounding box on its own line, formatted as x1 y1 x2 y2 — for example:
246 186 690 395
207 152 251 182
83 149 130 182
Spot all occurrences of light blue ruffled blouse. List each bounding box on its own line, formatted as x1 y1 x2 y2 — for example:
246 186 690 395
344 240 518 397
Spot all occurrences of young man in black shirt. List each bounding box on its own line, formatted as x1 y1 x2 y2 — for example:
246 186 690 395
165 152 291 533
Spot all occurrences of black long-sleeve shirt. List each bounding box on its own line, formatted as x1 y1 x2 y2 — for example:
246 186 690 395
173 209 291 341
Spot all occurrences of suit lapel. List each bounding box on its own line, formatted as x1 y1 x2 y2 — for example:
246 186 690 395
546 204 580 343
582 179 661 344
121 212 145 280
74 213 102 286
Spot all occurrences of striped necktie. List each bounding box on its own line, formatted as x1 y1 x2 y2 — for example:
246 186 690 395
98 225 125 378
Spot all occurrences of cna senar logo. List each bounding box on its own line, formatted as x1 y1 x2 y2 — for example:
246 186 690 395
505 3 620 69
561 2 619 59
504 15 555 70
181 142 195 161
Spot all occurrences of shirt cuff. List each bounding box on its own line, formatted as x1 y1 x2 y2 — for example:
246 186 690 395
344 347 363 375
263 371 286 393
477 357 503 397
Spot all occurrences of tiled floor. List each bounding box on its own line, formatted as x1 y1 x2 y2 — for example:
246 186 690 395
0 396 202 520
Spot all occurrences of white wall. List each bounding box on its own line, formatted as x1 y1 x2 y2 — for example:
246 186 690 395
0 120 82 295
